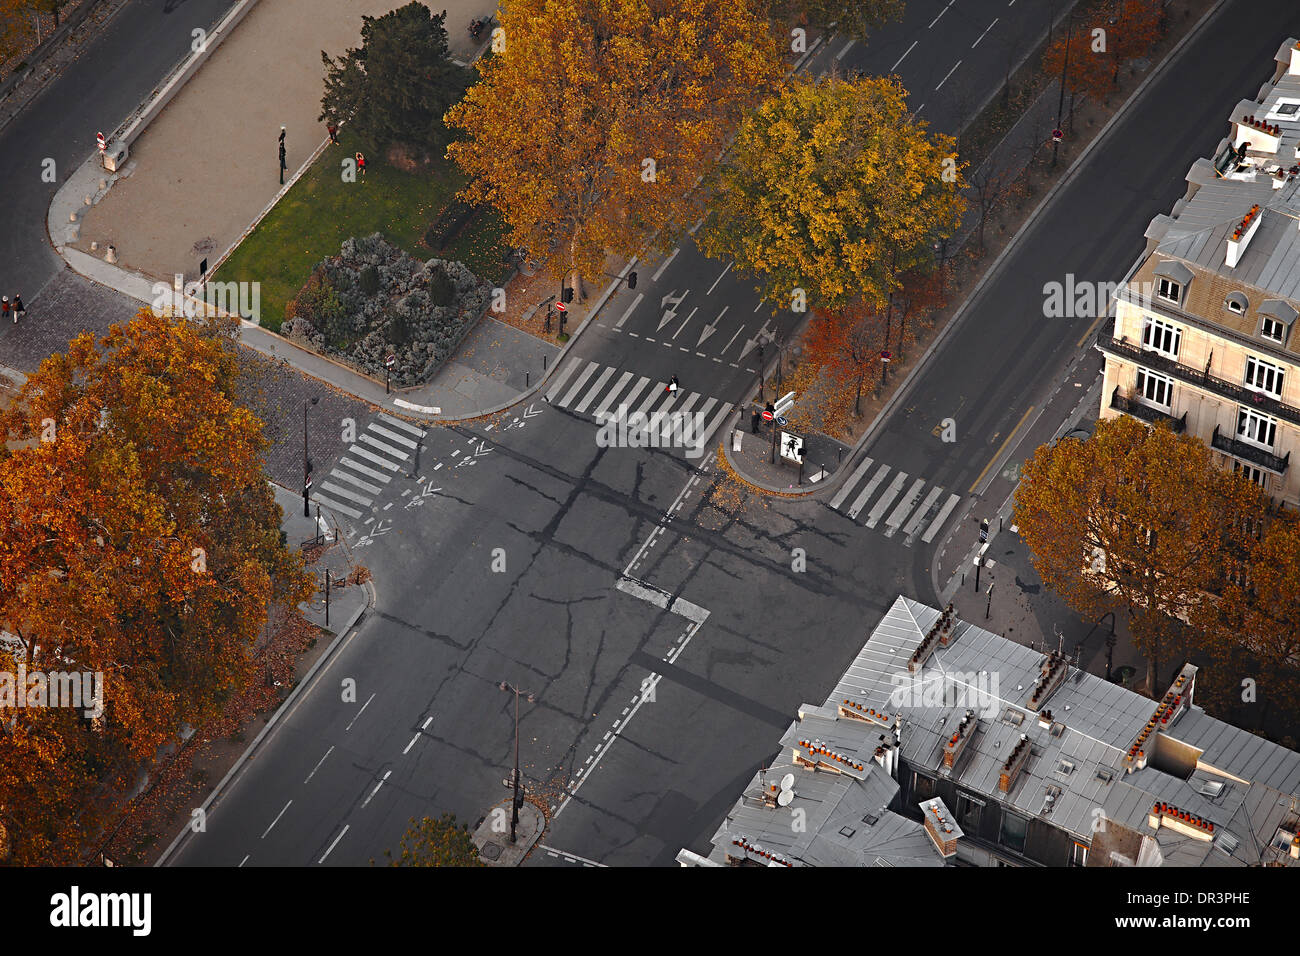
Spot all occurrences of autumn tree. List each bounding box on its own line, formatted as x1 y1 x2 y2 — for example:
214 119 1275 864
1041 12 1112 105
699 75 965 317
385 814 483 866
1105 0 1164 84
1013 415 1268 694
0 0 32 63
445 0 784 296
764 0 904 42
0 310 311 864
320 2 470 160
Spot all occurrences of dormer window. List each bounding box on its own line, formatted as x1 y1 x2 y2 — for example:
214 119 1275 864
1152 260 1192 306
1257 299 1297 345
1225 291 1249 315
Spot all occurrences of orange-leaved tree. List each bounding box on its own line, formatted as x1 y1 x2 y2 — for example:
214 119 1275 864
0 309 310 864
1013 414 1268 694
445 0 784 297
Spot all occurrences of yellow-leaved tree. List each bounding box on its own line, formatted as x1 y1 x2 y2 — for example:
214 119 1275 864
445 0 784 295
699 74 966 316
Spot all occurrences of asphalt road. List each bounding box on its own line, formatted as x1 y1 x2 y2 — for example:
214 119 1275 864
0 0 237 301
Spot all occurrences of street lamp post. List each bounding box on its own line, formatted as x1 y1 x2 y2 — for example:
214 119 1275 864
498 681 535 843
1051 11 1081 169
303 396 319 517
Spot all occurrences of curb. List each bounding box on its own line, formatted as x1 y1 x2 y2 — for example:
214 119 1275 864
816 0 1231 505
153 549 376 867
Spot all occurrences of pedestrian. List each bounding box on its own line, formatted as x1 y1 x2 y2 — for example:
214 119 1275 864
279 125 286 146
279 141 287 185
1 296 8 324
326 122 339 145
355 151 367 179
666 374 679 394
11 294 23 324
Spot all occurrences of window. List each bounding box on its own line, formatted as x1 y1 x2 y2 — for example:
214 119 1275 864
1157 277 1182 304
1234 460 1269 488
1261 316 1286 343
1237 407 1278 449
1142 317 1181 357
1070 842 1089 867
1136 368 1174 409
1244 356 1285 399
1226 292 1249 315
911 771 936 803
1000 811 1029 853
956 793 984 831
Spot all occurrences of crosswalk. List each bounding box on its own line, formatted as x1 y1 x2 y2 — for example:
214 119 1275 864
310 413 426 520
828 456 962 546
544 358 735 458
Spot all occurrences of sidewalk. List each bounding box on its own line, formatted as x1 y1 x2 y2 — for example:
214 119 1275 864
271 482 368 635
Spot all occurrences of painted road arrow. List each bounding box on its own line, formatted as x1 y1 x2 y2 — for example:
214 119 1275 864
522 403 543 418
658 289 688 332
697 306 728 347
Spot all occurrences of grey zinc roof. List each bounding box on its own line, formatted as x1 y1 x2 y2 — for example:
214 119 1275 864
854 596 1300 865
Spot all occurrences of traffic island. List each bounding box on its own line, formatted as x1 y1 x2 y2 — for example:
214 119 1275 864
720 405 850 495
472 799 546 867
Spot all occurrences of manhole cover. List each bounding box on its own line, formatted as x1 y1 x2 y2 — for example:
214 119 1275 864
192 237 217 256
478 841 502 861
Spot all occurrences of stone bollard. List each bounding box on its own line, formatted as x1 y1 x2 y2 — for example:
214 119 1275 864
84 195 92 205
90 241 98 251
69 210 78 222
105 245 117 264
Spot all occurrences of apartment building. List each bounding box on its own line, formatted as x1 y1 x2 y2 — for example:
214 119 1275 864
1098 38 1300 506
682 597 1300 867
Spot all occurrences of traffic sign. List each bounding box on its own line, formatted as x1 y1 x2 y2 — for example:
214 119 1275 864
555 301 567 313
762 409 774 422
96 131 106 152
880 350 891 363
385 354 396 368
1052 128 1063 143
776 416 788 426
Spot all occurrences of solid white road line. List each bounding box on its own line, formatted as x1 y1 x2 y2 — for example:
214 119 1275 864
319 825 348 864
847 464 890 520
614 376 651 415
891 39 918 72
615 292 644 328
830 456 875 509
359 433 410 460
348 445 400 471
593 372 637 417
707 261 733 294
361 770 392 808
935 60 962 90
837 38 855 59
304 746 334 784
558 361 601 407
545 358 582 402
329 469 382 496
972 17 998 48
346 693 375 731
261 800 292 839
370 424 418 449
377 413 425 438
651 248 680 282
573 365 616 413
929 0 954 28
672 306 699 340
903 485 945 537
884 477 927 536
866 471 908 529
922 493 962 544
311 492 363 519
340 457 392 484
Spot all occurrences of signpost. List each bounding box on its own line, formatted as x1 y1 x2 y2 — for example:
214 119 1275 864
385 353 396 395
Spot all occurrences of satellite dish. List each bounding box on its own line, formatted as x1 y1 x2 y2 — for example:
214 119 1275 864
780 773 795 792
777 789 794 807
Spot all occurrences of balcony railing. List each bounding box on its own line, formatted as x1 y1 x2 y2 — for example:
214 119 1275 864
1110 387 1187 432
1211 424 1291 474
1097 330 1300 428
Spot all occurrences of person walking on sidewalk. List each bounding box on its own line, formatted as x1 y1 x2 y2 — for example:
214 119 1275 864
326 121 340 145
11 294 23 324
1 297 8 323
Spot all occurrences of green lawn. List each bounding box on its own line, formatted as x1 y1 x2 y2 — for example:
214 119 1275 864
215 131 511 332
